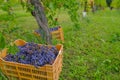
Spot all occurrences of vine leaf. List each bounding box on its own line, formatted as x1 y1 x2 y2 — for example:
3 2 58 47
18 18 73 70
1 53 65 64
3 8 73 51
0 33 5 50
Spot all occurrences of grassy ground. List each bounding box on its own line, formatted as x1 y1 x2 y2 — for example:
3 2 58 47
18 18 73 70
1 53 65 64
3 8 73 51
60 9 120 80
0 6 120 80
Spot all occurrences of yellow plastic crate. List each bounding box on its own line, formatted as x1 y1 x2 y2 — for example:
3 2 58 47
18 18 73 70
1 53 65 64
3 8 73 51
0 39 63 80
34 26 64 42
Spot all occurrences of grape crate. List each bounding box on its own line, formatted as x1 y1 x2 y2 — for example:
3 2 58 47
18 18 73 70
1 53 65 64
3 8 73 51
0 39 63 80
4 42 59 67
34 26 64 42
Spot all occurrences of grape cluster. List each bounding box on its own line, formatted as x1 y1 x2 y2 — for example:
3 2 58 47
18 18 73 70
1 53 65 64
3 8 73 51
35 27 60 34
49 27 60 31
4 42 59 67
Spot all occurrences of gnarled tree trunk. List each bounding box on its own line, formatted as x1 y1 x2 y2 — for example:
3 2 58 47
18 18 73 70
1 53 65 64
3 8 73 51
106 0 112 9
84 1 87 12
30 0 52 44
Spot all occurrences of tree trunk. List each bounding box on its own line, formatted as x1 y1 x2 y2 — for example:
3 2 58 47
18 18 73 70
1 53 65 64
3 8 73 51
106 0 112 10
84 1 87 12
29 0 52 44
90 0 95 13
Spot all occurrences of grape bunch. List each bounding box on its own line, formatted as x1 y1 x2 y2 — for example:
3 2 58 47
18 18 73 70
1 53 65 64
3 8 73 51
4 42 59 67
35 26 60 34
49 27 60 31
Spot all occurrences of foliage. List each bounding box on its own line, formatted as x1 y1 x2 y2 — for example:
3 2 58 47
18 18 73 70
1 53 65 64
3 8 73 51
111 0 120 8
94 0 107 8
20 0 81 29
0 0 18 15
63 0 80 29
0 33 5 50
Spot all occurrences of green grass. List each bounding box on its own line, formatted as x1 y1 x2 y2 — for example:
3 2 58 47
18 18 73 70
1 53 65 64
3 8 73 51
0 6 120 80
60 9 120 80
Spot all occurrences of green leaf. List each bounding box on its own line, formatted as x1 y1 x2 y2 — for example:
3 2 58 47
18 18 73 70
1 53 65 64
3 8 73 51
49 2 54 10
0 33 5 49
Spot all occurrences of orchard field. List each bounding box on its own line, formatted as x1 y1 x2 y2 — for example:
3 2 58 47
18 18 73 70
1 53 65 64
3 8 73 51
0 3 120 80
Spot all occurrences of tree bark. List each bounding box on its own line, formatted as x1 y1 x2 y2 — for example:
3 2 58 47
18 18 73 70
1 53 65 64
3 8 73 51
29 0 52 44
90 0 95 13
84 1 87 12
106 0 112 9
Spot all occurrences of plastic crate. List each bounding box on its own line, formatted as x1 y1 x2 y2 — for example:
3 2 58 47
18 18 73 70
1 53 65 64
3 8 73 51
0 39 63 80
34 26 64 42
